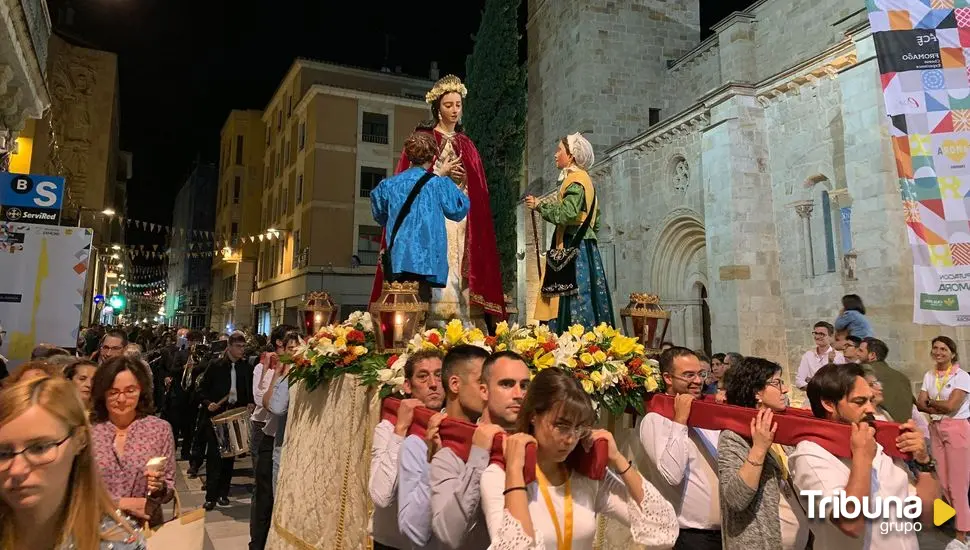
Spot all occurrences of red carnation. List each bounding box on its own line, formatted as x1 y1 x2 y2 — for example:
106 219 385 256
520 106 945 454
347 330 366 343
387 354 399 367
541 341 557 352
628 357 643 370
485 335 498 347
588 345 601 354
428 333 442 346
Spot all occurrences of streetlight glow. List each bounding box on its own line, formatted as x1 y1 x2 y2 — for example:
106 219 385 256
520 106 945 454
102 208 116 216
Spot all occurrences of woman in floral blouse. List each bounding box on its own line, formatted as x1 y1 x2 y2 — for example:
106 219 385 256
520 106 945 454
0 375 146 549
91 356 175 526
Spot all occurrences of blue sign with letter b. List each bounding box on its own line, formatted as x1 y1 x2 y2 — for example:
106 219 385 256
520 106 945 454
0 172 65 225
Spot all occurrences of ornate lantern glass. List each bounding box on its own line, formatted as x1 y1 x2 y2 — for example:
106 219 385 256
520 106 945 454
619 293 671 352
504 294 518 326
300 291 339 335
369 281 429 354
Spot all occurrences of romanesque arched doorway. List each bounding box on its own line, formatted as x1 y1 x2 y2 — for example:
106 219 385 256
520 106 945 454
650 212 708 350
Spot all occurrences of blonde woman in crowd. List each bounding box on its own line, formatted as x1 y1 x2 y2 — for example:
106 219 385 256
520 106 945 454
0 375 146 549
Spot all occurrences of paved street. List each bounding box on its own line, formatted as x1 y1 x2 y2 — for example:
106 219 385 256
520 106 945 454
173 458 254 550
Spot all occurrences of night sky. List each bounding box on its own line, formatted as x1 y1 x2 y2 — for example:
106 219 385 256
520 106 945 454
50 0 751 254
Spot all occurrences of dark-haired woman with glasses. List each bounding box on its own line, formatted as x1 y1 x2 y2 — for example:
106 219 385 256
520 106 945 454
717 357 810 550
0 375 146 549
90 356 175 526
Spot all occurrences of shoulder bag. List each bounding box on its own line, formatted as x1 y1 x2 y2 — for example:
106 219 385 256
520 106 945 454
381 172 435 282
540 194 597 297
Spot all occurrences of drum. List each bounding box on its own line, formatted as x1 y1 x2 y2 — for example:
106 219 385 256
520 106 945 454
211 407 251 458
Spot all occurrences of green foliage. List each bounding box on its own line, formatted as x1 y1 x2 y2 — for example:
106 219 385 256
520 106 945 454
463 0 527 294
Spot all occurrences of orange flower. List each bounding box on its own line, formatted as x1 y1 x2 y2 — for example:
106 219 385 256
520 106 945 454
428 333 442 346
347 330 366 343
541 341 557 352
485 335 498 348
587 345 601 354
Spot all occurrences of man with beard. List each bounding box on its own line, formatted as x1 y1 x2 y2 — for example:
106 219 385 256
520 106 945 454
790 363 938 550
369 350 444 550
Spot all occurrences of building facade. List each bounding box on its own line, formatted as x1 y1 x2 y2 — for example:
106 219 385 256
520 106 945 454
210 110 265 332
0 0 50 167
251 59 432 334
523 0 965 385
166 163 217 329
26 32 129 325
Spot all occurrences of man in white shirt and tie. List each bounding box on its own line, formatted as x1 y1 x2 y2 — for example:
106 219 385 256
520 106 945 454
639 346 722 550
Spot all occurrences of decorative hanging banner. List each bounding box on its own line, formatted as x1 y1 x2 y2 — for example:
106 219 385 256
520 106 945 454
868 1 970 325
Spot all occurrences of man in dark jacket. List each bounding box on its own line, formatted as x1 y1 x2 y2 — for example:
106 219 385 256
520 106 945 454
861 337 915 422
198 331 253 510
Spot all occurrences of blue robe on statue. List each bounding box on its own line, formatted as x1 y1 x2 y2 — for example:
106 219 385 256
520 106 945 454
371 166 470 287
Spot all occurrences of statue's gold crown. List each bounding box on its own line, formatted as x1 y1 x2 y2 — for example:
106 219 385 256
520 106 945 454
426 74 468 104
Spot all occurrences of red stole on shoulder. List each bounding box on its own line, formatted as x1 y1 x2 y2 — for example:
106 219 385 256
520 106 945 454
379 393 911 485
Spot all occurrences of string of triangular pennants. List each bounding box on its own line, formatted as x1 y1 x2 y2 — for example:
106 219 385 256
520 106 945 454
106 215 285 248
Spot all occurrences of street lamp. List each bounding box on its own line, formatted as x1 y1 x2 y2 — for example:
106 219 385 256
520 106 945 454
76 206 117 227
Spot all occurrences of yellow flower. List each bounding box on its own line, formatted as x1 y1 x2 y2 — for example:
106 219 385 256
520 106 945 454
533 351 555 371
644 376 659 392
464 328 486 344
582 332 596 343
568 324 585 338
511 337 538 355
445 320 465 345
610 335 638 357
581 379 594 394
594 323 617 339
592 350 608 364
579 352 595 366
352 346 368 357
590 370 603 389
334 337 347 349
634 343 645 356
533 325 552 342
495 321 510 337
421 341 439 351
496 343 508 352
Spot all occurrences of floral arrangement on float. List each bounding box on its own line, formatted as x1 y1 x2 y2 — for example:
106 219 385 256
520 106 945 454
285 311 664 415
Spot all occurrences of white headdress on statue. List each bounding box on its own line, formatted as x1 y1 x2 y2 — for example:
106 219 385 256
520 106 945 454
566 133 594 170
425 74 468 104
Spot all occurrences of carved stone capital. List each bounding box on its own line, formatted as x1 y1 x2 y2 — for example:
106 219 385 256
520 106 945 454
793 200 814 218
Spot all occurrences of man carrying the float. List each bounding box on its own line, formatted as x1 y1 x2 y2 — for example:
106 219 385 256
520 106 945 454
639 346 723 550
430 351 532 549
790 363 937 550
369 350 445 550
370 74 505 326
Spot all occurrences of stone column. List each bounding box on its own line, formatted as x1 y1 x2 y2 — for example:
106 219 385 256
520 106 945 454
793 201 815 277
701 92 787 362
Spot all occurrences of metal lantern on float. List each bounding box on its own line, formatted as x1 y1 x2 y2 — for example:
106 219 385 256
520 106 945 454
619 293 671 352
300 291 338 335
370 281 429 354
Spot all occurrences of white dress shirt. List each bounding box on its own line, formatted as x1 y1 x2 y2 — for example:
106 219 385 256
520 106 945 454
368 419 408 548
795 347 845 390
638 412 721 530
251 362 274 423
789 440 918 550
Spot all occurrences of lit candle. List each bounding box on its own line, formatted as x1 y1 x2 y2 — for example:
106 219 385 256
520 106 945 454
393 313 404 345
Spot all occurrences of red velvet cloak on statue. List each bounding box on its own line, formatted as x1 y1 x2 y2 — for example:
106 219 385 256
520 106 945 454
369 126 506 316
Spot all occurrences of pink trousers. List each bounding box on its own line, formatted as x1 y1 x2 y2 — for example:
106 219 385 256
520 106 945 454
930 418 970 532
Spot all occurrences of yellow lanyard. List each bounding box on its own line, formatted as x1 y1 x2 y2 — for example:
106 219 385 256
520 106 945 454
769 444 790 481
935 366 954 397
535 465 573 550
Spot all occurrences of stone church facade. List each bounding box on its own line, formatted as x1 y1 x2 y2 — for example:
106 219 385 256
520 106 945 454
519 0 970 385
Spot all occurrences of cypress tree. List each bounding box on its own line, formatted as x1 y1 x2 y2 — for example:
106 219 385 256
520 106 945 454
463 0 526 295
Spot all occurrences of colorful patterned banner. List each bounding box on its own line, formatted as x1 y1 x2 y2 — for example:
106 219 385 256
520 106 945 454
869 0 970 325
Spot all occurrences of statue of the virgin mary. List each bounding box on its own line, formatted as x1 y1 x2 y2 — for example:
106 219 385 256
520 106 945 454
369 74 505 325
